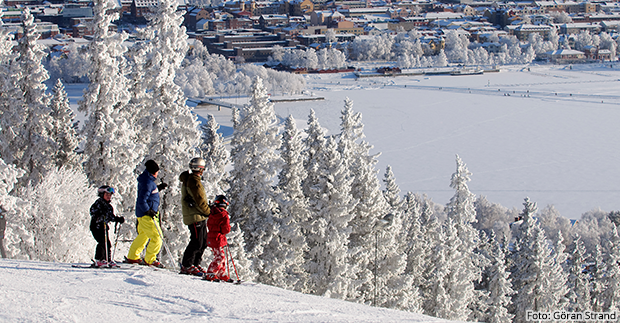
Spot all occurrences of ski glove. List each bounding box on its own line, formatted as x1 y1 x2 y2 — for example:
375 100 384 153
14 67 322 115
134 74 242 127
145 209 157 218
157 182 168 191
114 216 125 224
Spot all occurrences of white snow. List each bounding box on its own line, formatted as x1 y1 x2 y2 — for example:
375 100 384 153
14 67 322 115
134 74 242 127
0 259 461 322
62 63 620 220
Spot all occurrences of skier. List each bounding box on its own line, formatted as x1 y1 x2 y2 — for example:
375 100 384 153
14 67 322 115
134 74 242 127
126 160 167 267
179 157 211 276
204 195 231 282
90 185 125 267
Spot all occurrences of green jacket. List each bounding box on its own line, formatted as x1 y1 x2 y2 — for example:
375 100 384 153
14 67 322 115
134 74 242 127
179 171 210 225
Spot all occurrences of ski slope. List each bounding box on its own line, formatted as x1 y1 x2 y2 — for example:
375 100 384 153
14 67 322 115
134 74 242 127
0 259 462 322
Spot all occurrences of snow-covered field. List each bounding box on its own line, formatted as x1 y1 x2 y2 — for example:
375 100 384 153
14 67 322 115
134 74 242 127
0 259 460 322
65 63 620 220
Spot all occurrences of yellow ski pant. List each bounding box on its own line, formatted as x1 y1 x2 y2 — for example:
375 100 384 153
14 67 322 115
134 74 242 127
127 215 162 265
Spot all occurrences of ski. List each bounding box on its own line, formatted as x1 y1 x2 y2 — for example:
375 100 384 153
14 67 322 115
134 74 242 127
71 263 128 270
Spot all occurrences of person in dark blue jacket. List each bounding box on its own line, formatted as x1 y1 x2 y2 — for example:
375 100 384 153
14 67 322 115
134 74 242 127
126 160 167 267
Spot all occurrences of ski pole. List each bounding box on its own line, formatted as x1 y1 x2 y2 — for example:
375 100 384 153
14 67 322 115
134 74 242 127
104 222 110 266
112 222 121 263
226 245 240 283
154 214 177 271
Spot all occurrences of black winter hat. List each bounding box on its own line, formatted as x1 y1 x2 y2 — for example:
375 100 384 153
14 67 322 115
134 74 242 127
145 160 160 174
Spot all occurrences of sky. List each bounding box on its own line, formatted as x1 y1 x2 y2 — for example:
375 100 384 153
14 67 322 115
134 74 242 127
0 258 462 322
65 62 620 220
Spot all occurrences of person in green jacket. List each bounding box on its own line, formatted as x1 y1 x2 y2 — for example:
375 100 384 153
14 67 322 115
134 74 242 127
179 157 211 276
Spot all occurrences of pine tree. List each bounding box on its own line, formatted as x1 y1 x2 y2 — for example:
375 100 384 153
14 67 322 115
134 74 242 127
425 218 473 320
200 114 229 196
338 98 402 305
49 79 80 170
511 198 568 323
135 0 202 257
566 235 591 313
272 115 310 292
302 110 356 299
601 224 620 312
445 155 480 320
0 25 18 163
485 231 514 323
590 244 607 312
9 9 55 187
228 76 282 283
79 0 141 213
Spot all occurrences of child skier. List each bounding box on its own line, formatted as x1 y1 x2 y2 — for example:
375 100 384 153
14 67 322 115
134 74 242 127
204 195 231 282
90 185 125 267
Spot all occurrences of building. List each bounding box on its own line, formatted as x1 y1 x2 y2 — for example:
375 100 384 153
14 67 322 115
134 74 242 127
201 31 299 62
504 24 552 40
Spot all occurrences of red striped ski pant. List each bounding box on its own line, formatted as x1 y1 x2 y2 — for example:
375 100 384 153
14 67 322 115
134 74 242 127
207 246 226 277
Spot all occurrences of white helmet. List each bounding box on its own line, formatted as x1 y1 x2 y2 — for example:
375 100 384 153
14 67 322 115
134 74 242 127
189 157 206 172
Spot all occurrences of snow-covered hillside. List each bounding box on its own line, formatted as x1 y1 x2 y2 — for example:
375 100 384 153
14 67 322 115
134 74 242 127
0 259 462 323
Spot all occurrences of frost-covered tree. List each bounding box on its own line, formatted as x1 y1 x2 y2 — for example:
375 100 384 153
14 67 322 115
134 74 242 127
566 235 591 313
49 79 80 170
444 30 469 64
590 244 607 311
425 218 473 320
79 0 142 213
601 225 620 312
18 167 94 262
338 98 406 305
485 231 514 323
271 115 310 292
228 76 282 282
8 9 55 187
435 49 448 67
510 198 568 323
200 114 229 196
302 110 356 299
135 0 203 259
46 42 89 83
0 24 18 164
225 223 257 282
445 154 480 318
0 158 30 258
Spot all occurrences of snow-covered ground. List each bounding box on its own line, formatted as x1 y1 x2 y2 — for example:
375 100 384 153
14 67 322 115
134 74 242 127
65 63 620 220
0 259 461 322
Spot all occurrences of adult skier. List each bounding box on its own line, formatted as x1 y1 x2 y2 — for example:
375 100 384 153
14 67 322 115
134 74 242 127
204 195 231 282
126 160 167 267
90 185 125 267
179 157 211 276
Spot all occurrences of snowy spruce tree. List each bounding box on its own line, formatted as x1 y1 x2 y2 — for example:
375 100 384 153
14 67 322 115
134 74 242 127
302 110 356 299
79 0 141 213
511 197 568 323
425 218 473 320
485 231 514 323
135 0 203 258
49 79 80 170
444 155 480 320
338 98 407 305
228 76 282 283
199 114 229 197
0 23 18 164
8 9 55 187
601 224 620 312
566 235 591 313
270 115 310 292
